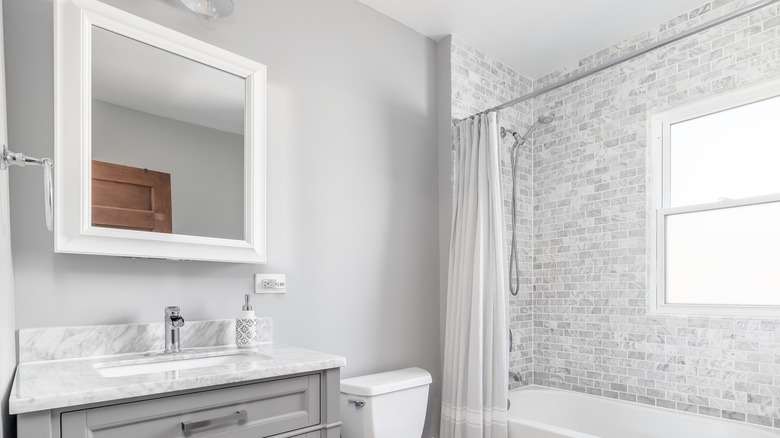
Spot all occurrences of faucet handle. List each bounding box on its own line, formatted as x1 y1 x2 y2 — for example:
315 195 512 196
166 306 185 327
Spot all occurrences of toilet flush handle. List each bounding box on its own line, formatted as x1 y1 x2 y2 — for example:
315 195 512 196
347 399 365 408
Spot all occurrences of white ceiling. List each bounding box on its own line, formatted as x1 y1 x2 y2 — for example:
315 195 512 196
356 0 710 79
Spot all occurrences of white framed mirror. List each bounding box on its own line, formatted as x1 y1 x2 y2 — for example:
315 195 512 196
54 0 266 263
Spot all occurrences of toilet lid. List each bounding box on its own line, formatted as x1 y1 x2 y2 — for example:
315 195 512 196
340 367 432 396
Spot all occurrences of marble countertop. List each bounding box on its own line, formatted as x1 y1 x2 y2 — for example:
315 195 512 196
10 344 346 414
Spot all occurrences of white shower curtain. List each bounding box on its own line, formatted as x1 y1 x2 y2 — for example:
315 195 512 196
441 112 508 438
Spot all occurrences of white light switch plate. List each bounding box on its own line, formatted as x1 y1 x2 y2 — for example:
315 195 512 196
255 274 286 294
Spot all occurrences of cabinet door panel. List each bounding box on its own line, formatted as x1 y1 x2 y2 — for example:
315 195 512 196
61 375 320 438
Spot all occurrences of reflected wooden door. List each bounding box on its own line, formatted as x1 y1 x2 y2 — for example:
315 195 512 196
91 160 172 233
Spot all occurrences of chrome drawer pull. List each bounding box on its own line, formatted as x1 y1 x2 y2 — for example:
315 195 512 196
181 410 248 433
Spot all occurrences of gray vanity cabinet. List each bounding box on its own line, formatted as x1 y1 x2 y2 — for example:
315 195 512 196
19 369 341 438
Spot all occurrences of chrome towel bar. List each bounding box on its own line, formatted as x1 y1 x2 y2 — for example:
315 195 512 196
1 144 54 231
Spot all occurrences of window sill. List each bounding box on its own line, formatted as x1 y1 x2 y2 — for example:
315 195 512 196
651 303 780 319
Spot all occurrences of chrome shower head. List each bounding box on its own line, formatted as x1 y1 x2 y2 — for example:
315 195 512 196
503 113 556 147
538 114 555 124
519 114 554 144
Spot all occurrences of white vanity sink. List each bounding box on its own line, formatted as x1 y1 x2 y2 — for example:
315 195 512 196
94 350 266 378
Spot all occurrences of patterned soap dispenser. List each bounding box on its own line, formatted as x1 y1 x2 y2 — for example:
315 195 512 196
236 294 259 348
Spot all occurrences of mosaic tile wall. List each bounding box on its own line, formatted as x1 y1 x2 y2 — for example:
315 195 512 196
531 0 780 427
448 35 535 388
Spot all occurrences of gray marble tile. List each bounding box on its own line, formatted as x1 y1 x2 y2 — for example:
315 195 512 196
451 0 780 428
18 318 273 362
527 0 780 427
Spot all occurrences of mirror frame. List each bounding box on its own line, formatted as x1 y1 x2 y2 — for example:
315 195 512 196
54 0 267 263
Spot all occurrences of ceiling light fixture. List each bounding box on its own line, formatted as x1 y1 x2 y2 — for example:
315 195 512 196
180 0 234 20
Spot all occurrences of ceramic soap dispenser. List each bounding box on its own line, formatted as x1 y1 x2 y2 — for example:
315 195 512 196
236 294 259 348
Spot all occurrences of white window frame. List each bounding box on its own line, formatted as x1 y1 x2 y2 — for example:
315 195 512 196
648 77 780 317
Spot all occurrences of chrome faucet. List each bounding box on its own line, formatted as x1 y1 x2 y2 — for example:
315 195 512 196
164 306 185 354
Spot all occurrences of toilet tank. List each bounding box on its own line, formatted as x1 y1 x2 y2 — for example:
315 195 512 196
340 367 432 438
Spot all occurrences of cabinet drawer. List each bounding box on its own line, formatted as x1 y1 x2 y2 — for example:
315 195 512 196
61 374 320 437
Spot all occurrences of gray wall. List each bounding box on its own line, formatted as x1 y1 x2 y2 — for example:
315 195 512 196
0 172 14 438
0 166 13 438
5 0 440 434
435 35 451 382
92 100 244 240
0 3 16 437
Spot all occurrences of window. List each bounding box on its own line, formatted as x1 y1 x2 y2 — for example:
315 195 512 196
650 79 780 316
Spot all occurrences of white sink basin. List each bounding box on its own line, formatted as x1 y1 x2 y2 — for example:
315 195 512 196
94 351 264 378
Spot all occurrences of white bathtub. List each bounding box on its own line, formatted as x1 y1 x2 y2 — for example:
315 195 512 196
508 386 778 438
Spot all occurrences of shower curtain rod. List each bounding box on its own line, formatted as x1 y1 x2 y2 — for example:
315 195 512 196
455 0 780 123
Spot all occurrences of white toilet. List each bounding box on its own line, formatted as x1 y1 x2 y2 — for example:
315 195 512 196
340 367 432 438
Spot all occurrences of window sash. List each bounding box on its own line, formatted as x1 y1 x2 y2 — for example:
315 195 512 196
654 196 780 315
662 193 780 216
649 78 780 317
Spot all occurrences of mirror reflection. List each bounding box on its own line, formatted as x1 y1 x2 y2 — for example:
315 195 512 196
91 26 245 240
